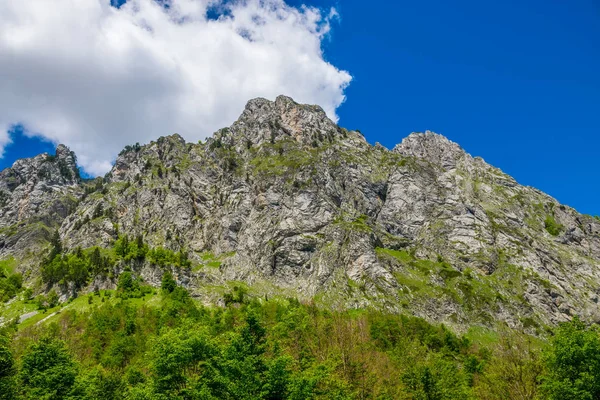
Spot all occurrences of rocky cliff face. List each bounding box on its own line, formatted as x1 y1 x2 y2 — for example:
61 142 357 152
3 95 600 332
0 145 81 265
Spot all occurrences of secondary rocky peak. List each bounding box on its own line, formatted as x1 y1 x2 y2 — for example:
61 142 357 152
108 133 189 183
54 144 80 183
393 131 468 170
0 143 82 242
55 143 73 158
157 133 186 146
1 143 80 188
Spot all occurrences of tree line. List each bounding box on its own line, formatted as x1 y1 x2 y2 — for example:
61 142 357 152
1 275 600 399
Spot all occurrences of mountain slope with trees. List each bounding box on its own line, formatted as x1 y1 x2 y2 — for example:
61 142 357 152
2 96 599 332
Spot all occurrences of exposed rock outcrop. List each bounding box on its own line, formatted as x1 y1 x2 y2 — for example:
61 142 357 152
3 96 600 332
0 145 81 267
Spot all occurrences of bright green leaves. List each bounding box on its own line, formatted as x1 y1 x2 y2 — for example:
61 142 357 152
9 292 600 399
402 357 475 400
117 269 152 299
20 337 77 399
116 234 191 268
0 335 16 400
160 271 176 294
540 317 600 400
148 327 215 397
544 215 564 236
69 366 125 400
41 248 113 289
114 234 148 262
0 258 22 303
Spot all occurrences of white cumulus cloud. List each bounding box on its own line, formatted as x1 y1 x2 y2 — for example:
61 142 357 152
0 0 351 175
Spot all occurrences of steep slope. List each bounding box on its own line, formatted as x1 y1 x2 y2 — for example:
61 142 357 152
0 145 81 269
2 95 600 332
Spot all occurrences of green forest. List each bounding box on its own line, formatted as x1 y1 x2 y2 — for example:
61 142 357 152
1 272 600 400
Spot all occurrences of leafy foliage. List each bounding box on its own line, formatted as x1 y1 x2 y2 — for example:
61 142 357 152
474 326 542 399
41 247 113 288
0 258 22 302
540 317 600 399
114 235 147 262
544 215 563 236
160 271 176 293
4 286 486 399
118 142 142 156
117 270 152 299
147 247 191 268
4 278 600 399
41 233 191 289
0 335 16 400
115 234 191 268
223 285 248 306
20 336 77 399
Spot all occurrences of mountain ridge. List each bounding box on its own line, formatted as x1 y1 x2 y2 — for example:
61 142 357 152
1 95 599 333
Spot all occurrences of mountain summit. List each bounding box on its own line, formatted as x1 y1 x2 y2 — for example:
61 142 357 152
1 96 599 332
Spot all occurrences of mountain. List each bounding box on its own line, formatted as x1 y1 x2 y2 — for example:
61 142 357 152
1 95 599 332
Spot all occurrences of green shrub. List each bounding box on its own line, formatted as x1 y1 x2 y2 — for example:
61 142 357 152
47 289 59 308
161 271 176 293
544 215 563 236
147 247 190 268
117 270 151 299
223 285 248 306
35 295 47 310
0 266 22 302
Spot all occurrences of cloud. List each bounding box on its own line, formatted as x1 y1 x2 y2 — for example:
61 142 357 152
0 0 351 175
0 126 10 159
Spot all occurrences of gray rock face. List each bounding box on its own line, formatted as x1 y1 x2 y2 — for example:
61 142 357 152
3 96 600 332
214 95 346 150
0 145 81 265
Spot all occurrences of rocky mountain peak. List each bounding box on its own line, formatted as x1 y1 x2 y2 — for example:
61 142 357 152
210 95 344 151
2 95 600 334
393 130 467 170
1 144 80 189
108 133 189 183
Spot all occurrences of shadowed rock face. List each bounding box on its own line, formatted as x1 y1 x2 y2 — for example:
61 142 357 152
2 96 600 332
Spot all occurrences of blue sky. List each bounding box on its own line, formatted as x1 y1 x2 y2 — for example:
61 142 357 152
1 0 599 215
